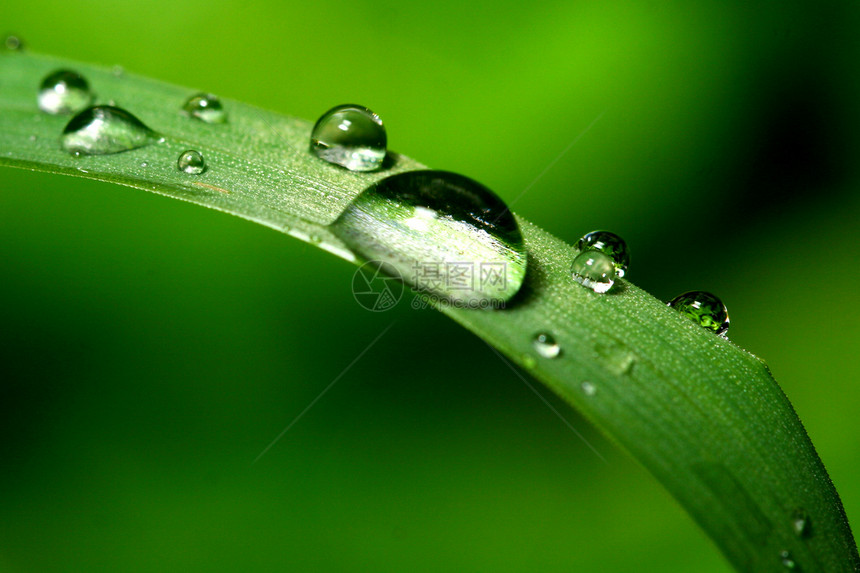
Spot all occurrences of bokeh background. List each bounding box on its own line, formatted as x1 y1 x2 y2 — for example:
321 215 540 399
1 1 859 571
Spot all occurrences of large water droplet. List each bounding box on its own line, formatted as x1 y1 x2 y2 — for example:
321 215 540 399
575 230 630 278
38 70 94 115
667 291 729 336
792 509 811 538
182 93 226 123
779 550 797 569
571 250 616 293
331 170 527 307
177 149 206 174
533 332 561 358
311 104 387 172
61 105 156 156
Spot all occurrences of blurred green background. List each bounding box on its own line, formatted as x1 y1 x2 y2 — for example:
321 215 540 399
2 1 859 571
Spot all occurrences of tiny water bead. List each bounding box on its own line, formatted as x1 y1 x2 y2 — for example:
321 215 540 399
38 70 94 115
571 250 616 293
61 105 156 156
177 150 206 174
182 93 226 123
310 104 387 172
580 381 597 396
779 550 797 569
575 230 630 278
533 332 561 358
3 35 23 51
792 509 811 538
332 170 527 306
667 291 730 336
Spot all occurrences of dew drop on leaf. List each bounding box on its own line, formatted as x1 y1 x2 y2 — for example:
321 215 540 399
581 381 597 396
533 332 561 358
667 291 730 337
311 104 387 172
575 230 630 278
182 93 226 123
3 34 24 51
779 550 797 569
571 250 616 293
61 105 156 156
332 170 527 306
38 70 94 115
177 149 206 174
792 508 811 538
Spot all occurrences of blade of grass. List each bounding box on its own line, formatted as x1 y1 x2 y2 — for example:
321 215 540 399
1 50 857 572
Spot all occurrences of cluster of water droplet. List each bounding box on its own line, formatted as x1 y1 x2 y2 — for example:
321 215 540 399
36 67 217 178
565 230 731 337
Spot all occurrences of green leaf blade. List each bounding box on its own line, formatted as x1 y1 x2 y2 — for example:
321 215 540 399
1 51 857 573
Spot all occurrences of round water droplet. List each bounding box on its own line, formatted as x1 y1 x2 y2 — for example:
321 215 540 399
182 93 226 123
575 230 630 278
311 104 386 171
581 381 597 396
792 509 811 538
571 250 616 293
38 70 94 115
331 170 527 307
177 149 206 174
61 105 156 156
533 332 561 358
667 291 730 336
3 35 23 51
779 550 797 569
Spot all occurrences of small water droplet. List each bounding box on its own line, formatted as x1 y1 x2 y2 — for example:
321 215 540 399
177 149 206 174
112 65 124 77
533 332 561 358
331 170 527 306
3 35 24 51
311 104 386 171
28 135 37 142
521 355 537 369
575 230 630 278
667 291 729 336
595 340 636 375
61 105 156 156
779 550 797 569
791 509 811 538
571 250 616 293
140 162 148 168
38 70 94 115
581 381 597 396
182 93 226 123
